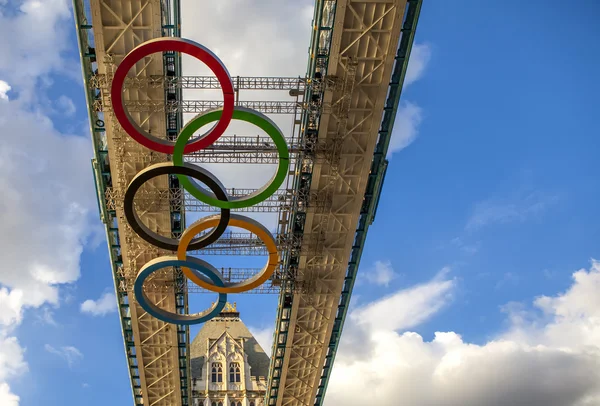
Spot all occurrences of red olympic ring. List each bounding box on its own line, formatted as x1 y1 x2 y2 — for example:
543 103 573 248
110 38 235 154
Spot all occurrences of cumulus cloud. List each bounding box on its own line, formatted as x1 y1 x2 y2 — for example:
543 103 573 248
0 101 96 313
180 0 313 78
44 345 83 368
387 43 431 157
353 268 453 332
0 0 76 95
56 95 76 116
405 43 432 86
0 80 10 100
0 289 24 327
387 101 423 157
325 261 600 406
80 292 117 316
0 91 94 406
363 260 398 287
0 334 26 406
248 326 274 357
0 0 97 402
0 383 20 406
0 336 27 383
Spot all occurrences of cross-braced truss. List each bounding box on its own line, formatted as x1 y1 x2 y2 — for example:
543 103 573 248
90 74 308 90
77 0 187 404
266 1 421 406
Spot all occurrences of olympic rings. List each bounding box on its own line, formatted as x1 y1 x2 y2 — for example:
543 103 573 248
112 38 284 325
124 162 230 251
177 214 278 294
111 38 235 154
134 256 227 325
172 107 290 209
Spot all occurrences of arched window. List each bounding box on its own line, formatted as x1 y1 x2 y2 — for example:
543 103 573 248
211 362 223 383
237 402 242 406
229 362 241 383
250 401 255 406
218 402 223 406
211 402 216 406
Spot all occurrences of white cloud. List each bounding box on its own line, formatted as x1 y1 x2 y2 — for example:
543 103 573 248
44 344 83 368
364 260 398 287
325 260 600 406
0 80 10 100
80 292 117 316
0 336 27 383
351 267 454 334
466 192 558 231
56 95 76 116
386 42 431 157
0 383 19 406
34 307 57 326
0 334 26 406
0 0 76 95
0 101 96 314
180 0 313 77
405 43 432 86
0 1 97 402
248 326 274 357
387 101 423 157
0 289 24 326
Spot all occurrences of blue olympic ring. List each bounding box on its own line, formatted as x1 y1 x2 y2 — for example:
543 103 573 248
134 256 227 325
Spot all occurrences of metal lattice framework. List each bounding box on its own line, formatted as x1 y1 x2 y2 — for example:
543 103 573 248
97 99 304 114
89 74 308 90
74 0 421 405
266 1 422 406
74 0 191 404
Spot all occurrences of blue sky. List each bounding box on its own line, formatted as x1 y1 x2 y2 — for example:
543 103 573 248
1 1 600 405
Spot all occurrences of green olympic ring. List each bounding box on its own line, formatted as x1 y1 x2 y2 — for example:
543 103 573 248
172 106 289 209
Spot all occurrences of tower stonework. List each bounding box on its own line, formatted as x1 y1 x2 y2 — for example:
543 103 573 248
191 303 269 406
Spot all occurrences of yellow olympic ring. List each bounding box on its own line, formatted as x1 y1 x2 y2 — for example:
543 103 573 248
178 214 279 294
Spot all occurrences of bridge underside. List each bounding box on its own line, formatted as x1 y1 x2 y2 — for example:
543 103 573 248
74 0 421 405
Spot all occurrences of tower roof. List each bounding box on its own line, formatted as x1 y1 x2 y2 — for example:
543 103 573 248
190 303 270 379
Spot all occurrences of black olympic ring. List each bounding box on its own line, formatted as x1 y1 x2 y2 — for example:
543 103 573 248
124 162 231 251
